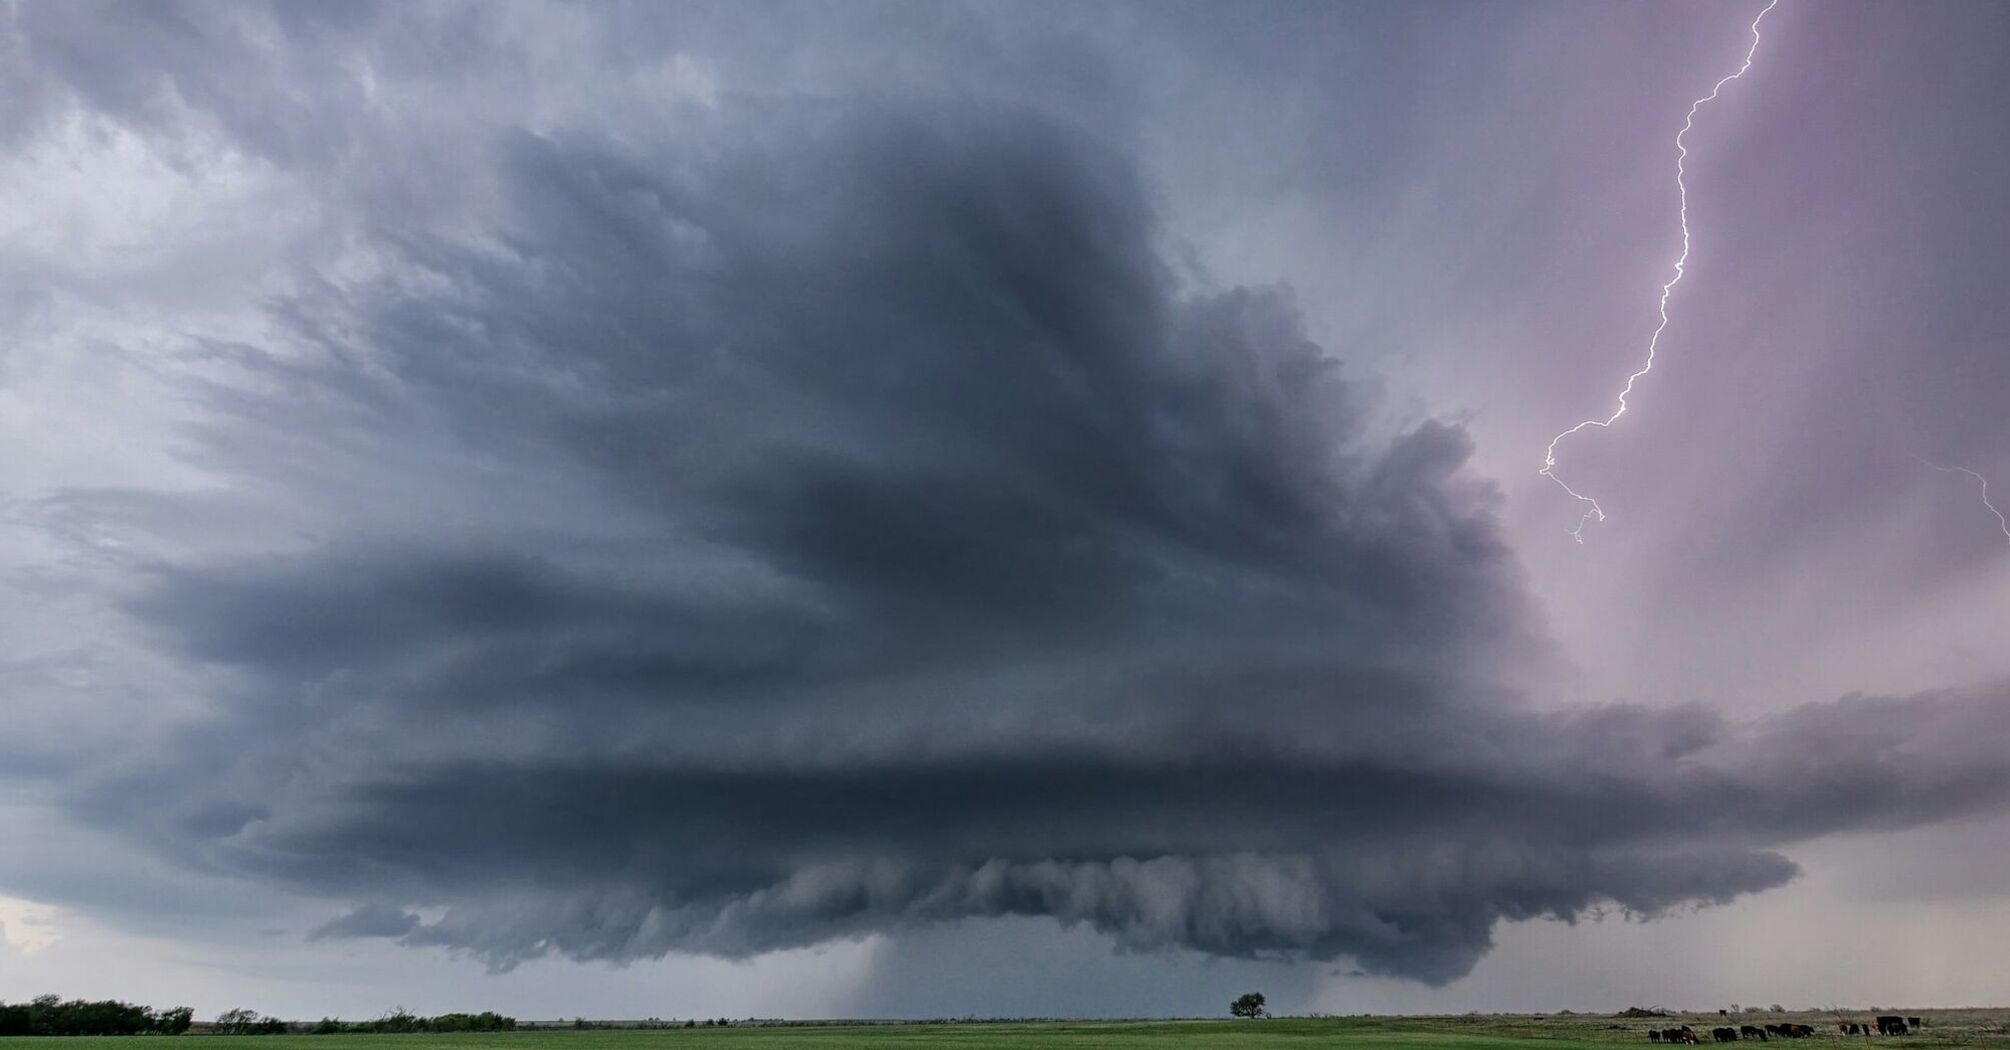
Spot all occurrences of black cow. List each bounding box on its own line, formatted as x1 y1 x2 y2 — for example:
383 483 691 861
1876 1017 1907 1036
1651 1031 1663 1042
1907 1018 1922 1031
1741 1025 1766 1040
1714 1027 1739 1042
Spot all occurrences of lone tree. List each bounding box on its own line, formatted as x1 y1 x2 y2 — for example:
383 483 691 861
1230 992 1268 1019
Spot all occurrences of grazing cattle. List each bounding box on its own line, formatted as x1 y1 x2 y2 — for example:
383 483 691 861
1876 1017 1907 1036
1650 1031 1662 1042
1741 1025 1766 1040
1907 1019 1922 1031
1714 1027 1739 1042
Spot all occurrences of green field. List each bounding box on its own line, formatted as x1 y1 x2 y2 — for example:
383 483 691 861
5 1014 2008 1050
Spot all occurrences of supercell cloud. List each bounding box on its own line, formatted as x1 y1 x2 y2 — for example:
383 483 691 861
6 0 2010 998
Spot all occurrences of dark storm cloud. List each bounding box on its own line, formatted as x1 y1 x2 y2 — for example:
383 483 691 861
17 0 2010 989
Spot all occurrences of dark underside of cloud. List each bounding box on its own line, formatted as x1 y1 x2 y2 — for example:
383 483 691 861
29 50 2010 984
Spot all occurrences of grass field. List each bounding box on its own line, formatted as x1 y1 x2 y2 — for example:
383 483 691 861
5 1014 2008 1050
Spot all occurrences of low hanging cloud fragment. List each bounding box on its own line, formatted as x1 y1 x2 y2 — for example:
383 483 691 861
309 902 420 942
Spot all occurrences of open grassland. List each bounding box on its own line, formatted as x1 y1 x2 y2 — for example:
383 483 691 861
6 1013 2010 1050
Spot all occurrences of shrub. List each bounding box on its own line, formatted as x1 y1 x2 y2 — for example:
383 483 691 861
214 1008 286 1035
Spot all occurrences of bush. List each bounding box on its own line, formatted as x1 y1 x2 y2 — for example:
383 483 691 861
367 1009 423 1034
214 1008 287 1035
428 1012 516 1032
156 1007 195 1035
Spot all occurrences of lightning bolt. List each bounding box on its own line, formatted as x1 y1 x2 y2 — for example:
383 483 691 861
1924 462 2010 544
1540 0 1781 542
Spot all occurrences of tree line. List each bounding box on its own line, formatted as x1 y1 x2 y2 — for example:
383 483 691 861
0 996 193 1036
0 998 517 1036
310 1009 517 1034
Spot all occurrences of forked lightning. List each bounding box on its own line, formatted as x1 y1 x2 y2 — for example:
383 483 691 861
1926 463 2010 544
1540 0 1781 542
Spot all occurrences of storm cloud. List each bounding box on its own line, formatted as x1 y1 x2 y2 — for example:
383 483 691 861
9 0 2010 997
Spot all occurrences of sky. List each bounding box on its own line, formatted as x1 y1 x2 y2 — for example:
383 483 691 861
3 0 2010 1021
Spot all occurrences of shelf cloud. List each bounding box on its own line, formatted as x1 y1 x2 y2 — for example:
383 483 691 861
7 0 2010 1006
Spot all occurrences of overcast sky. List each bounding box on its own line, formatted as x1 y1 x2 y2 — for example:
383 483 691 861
4 0 2010 1021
